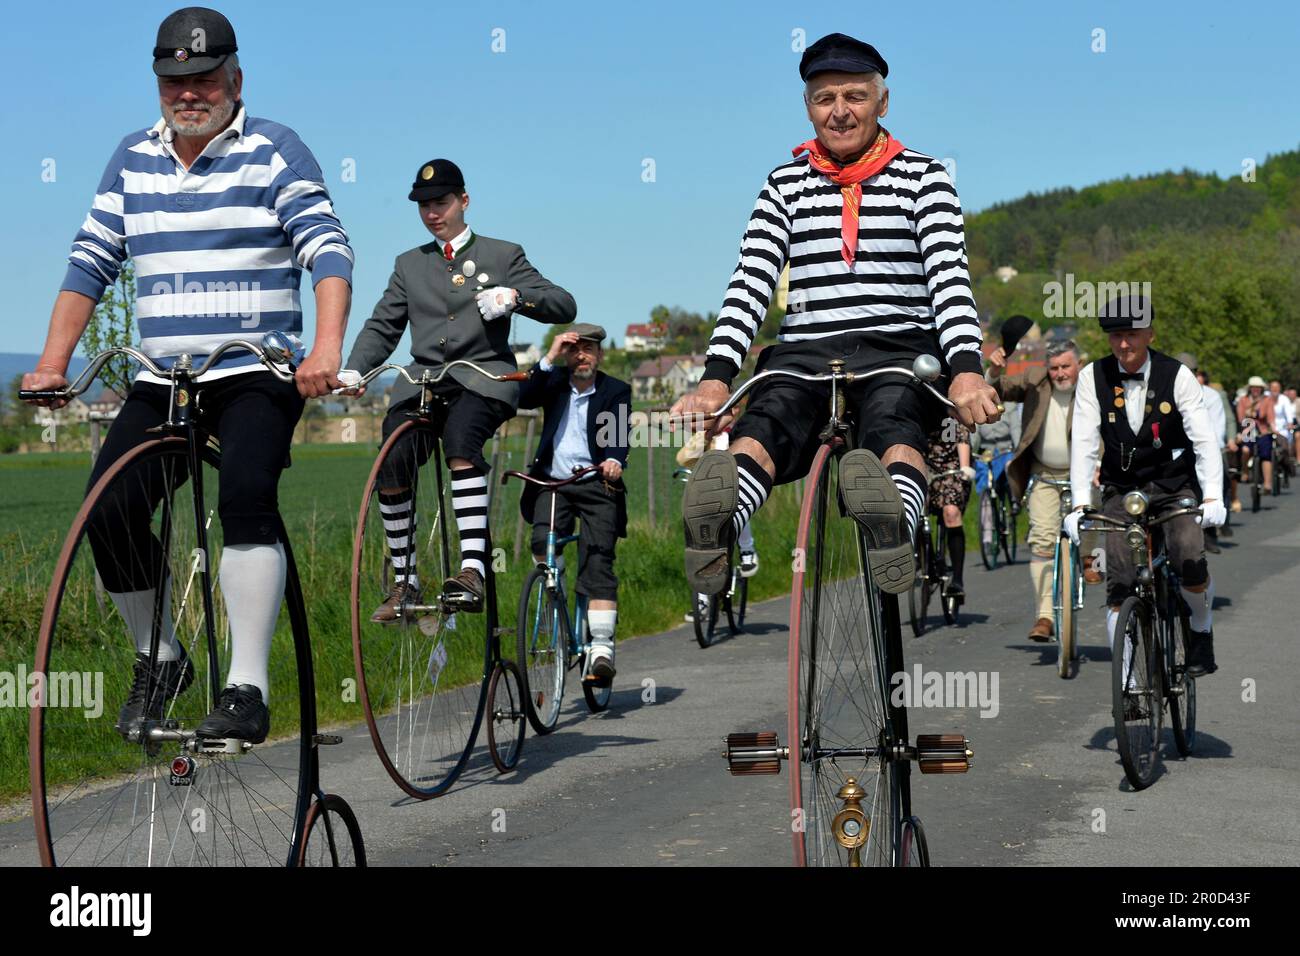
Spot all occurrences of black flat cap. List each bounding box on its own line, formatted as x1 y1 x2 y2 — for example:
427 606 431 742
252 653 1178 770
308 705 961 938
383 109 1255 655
153 7 238 77
568 323 607 343
1000 314 1034 354
799 33 889 81
409 158 466 202
1098 294 1154 332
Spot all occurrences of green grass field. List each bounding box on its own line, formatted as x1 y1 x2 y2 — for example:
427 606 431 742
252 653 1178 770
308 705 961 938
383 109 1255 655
0 436 995 803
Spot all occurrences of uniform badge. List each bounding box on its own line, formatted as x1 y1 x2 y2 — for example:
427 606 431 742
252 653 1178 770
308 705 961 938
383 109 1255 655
1113 385 1124 396
452 274 466 287
421 165 435 180
1114 397 1125 408
477 273 490 284
1108 413 1116 423
1144 403 1152 414
462 260 476 275
1159 401 1172 414
174 48 190 62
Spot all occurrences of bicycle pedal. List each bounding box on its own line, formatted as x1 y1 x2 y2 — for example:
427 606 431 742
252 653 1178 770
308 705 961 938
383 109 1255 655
915 734 972 774
192 737 254 755
313 733 343 746
724 732 785 775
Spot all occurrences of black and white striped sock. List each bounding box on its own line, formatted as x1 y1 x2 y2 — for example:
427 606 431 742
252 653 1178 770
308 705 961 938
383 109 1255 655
378 489 418 590
730 454 773 538
887 461 926 540
451 466 489 577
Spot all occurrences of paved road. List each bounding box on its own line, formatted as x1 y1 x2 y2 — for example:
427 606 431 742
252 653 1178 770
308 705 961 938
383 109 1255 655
3 490 1297 866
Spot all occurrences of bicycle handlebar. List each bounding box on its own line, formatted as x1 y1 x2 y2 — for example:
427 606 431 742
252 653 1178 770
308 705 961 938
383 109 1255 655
335 360 529 395
19 334 299 404
502 463 619 491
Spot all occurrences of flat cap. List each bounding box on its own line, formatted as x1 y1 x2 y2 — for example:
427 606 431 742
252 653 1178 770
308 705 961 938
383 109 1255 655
1097 294 1154 332
799 33 889 81
568 323 606 343
153 7 238 77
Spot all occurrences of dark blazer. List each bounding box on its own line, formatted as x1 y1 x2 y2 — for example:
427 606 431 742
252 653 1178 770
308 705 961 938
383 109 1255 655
346 233 576 409
990 365 1075 501
517 363 632 536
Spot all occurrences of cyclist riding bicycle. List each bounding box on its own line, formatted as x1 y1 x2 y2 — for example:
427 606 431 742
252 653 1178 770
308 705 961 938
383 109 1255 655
344 158 576 620
1234 377 1276 501
670 32 999 595
517 324 631 680
21 8 353 744
924 421 973 600
1269 379 1295 478
988 336 1097 642
1064 296 1225 678
1181 355 1227 553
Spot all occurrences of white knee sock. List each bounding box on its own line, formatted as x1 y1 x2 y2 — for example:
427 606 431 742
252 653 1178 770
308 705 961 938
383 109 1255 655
1181 579 1214 633
737 520 755 552
588 609 617 648
1107 606 1136 689
110 580 179 661
219 543 286 701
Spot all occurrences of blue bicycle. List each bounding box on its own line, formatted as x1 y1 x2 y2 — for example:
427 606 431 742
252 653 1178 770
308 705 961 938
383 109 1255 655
504 466 613 733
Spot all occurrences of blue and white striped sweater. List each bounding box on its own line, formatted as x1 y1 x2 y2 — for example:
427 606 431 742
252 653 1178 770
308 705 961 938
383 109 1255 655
62 106 353 382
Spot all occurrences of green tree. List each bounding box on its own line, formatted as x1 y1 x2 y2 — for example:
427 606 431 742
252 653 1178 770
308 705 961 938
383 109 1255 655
81 260 137 397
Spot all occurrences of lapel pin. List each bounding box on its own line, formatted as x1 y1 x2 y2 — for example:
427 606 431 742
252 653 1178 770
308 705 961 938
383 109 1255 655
1159 401 1172 414
477 273 490 283
462 259 476 275
452 274 466 287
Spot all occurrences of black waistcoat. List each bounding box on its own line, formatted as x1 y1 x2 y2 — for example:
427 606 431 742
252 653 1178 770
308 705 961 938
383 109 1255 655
1095 349 1194 492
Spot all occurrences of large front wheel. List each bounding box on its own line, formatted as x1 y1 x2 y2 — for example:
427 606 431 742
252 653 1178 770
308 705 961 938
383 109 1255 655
351 420 491 799
30 438 312 866
789 443 904 866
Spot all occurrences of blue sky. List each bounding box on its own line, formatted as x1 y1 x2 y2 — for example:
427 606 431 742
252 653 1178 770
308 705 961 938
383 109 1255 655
1 0 1295 358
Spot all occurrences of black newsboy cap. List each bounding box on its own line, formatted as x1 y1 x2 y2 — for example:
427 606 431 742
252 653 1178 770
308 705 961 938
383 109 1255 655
153 7 238 77
799 33 889 81
409 158 466 202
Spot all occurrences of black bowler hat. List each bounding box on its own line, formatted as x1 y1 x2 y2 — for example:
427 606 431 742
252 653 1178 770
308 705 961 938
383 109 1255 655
409 159 466 202
1000 314 1034 354
1098 294 1154 332
799 33 889 81
153 7 238 77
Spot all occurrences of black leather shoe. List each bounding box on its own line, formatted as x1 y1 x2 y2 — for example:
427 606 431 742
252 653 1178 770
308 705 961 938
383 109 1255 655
117 648 194 735
197 684 270 743
1185 629 1217 677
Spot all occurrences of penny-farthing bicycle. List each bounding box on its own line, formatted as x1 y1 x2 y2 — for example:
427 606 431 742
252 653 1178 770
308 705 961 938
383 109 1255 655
705 356 975 867
349 361 529 797
22 334 364 866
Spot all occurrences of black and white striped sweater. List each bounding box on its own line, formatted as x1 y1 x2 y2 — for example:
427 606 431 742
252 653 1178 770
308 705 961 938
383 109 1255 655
703 148 983 383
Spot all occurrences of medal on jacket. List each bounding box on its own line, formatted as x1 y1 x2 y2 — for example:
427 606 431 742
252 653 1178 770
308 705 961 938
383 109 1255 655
1151 421 1162 449
452 274 466 287
462 260 476 276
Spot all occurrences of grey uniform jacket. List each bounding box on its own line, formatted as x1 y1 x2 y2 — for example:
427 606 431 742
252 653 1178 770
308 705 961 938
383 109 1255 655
346 234 577 409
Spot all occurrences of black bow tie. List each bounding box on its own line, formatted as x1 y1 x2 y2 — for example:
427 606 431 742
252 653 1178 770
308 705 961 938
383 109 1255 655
1117 371 1145 382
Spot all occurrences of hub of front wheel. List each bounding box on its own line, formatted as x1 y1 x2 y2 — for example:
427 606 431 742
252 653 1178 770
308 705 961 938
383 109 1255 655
723 731 973 775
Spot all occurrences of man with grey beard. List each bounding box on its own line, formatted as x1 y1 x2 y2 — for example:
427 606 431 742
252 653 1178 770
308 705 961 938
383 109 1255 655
517 326 631 680
22 6 352 744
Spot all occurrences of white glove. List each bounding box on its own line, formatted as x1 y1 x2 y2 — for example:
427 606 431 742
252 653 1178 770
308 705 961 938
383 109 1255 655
960 465 977 483
1197 499 1227 529
475 286 517 321
332 368 363 395
1063 509 1084 546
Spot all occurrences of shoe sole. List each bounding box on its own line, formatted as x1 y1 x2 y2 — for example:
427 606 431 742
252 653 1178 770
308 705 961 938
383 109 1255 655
683 450 738 596
839 450 914 595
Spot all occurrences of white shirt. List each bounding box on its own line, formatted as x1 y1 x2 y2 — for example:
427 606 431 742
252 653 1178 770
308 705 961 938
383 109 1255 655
437 226 473 259
1201 383 1226 450
1070 354 1223 507
1273 392 1296 434
539 357 597 479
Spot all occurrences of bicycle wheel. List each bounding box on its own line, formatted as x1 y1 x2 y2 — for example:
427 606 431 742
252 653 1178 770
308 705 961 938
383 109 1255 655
486 660 526 772
934 526 957 626
1053 538 1077 679
694 590 724 648
908 523 931 638
789 442 904 867
1251 455 1261 512
30 438 312 866
298 794 366 867
1112 596 1162 790
351 420 491 799
517 566 566 734
578 606 612 713
1167 602 1197 757
1272 460 1282 497
1002 490 1019 564
732 575 749 632
977 491 998 570
899 815 931 867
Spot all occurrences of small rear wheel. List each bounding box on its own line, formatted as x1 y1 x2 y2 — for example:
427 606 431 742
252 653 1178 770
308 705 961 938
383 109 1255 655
1002 491 1019 563
694 591 724 648
731 575 749 632
908 524 930 637
1167 608 1197 757
899 816 930 867
486 660 526 772
977 491 998 570
298 794 366 866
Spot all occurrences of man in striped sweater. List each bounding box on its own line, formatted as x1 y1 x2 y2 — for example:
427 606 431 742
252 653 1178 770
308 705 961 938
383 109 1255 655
21 8 352 744
672 33 1000 596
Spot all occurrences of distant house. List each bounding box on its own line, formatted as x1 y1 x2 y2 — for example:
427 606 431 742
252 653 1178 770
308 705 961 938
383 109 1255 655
624 323 665 353
32 397 90 426
87 388 124 419
631 354 706 402
995 266 1019 283
511 341 542 368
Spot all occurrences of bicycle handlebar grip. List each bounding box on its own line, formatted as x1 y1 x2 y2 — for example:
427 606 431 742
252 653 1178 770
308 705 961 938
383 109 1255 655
18 390 67 400
501 371 529 382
